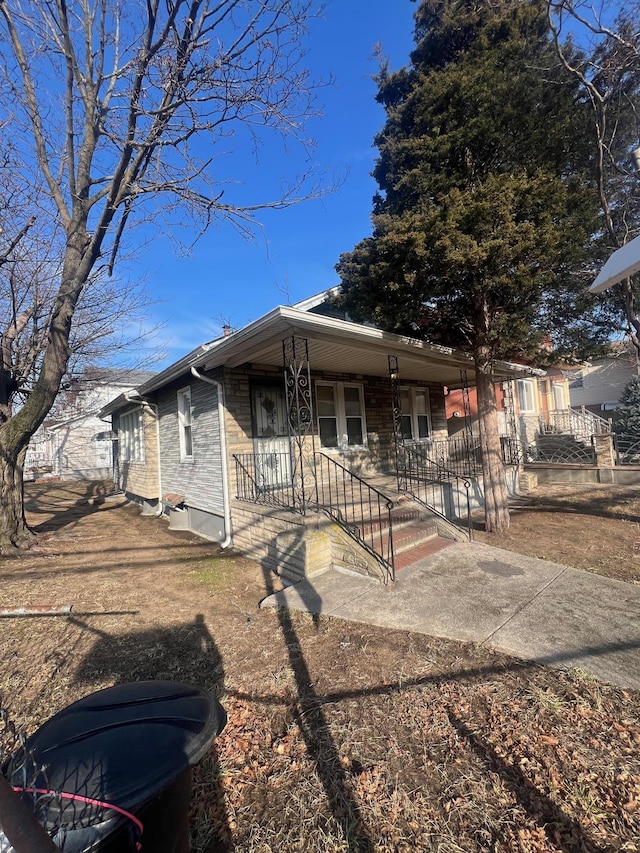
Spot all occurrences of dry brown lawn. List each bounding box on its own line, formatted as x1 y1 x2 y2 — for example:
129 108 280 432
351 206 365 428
475 482 640 585
0 479 638 852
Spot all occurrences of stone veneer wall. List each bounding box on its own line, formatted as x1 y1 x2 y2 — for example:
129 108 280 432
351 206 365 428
223 363 449 492
231 499 385 583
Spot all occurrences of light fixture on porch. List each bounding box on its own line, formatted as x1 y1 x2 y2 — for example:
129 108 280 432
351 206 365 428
388 355 399 381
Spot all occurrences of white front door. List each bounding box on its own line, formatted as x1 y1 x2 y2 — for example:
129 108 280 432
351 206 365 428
251 384 291 490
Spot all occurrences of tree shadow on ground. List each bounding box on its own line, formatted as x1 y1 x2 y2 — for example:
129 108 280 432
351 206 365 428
72 614 231 852
470 488 640 533
511 490 640 525
254 575 631 853
447 711 607 853
260 556 374 853
24 480 121 535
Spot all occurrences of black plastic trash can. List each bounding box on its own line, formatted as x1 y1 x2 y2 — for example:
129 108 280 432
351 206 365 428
2 681 226 853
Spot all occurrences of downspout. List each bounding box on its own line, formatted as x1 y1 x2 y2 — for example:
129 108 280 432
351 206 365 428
191 366 232 548
125 391 163 517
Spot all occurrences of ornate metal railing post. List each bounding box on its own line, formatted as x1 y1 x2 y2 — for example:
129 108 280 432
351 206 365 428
460 369 475 475
502 379 518 439
283 336 316 514
389 355 406 491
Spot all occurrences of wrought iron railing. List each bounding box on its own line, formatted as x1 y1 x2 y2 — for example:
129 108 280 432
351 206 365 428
426 436 482 478
408 434 522 473
234 452 297 511
234 451 396 581
398 443 473 540
315 452 395 583
500 435 523 466
614 434 640 466
522 436 596 465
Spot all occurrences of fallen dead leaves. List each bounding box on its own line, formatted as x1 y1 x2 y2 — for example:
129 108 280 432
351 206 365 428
2 481 639 852
190 663 640 853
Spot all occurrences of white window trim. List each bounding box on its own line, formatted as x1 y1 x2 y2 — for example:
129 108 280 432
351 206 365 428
400 386 432 442
119 409 144 463
316 381 368 451
517 379 536 414
177 386 194 461
552 382 566 410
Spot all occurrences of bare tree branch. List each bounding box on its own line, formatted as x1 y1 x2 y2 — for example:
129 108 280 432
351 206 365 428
548 0 640 347
0 0 326 549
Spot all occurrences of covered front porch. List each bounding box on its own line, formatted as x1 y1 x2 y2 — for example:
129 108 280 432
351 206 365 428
197 306 527 582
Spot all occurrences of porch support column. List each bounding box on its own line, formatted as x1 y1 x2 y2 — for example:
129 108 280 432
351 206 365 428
460 369 476 477
460 369 474 438
283 335 316 514
501 379 522 467
502 379 518 437
388 356 405 491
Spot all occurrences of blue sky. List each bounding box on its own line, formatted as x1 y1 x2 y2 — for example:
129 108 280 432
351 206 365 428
133 1 417 367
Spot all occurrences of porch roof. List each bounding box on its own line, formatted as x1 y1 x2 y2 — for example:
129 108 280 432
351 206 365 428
196 306 540 387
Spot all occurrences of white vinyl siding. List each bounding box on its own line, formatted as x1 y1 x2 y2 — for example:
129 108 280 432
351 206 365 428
177 387 193 459
157 379 224 515
568 353 639 410
119 410 144 463
316 382 366 450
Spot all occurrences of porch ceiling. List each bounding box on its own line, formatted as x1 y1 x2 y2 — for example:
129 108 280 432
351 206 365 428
199 307 536 386
223 332 476 385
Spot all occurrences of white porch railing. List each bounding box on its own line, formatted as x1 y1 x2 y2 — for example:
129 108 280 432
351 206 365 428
542 407 611 441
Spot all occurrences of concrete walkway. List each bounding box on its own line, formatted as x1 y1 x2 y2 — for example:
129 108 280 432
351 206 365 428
261 542 640 691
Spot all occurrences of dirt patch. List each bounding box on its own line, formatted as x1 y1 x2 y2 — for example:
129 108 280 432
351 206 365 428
1 480 639 852
475 483 640 584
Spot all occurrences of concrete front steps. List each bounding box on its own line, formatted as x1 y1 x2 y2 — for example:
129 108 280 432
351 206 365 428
361 500 455 573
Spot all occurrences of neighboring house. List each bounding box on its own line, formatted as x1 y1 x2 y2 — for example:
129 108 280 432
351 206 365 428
445 363 613 470
446 369 573 444
100 297 535 584
25 368 156 481
567 339 640 416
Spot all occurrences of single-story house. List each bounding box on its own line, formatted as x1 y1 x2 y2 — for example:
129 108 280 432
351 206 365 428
100 298 536 584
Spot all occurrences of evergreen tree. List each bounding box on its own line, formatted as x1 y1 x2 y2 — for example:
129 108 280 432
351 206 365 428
613 377 640 437
336 0 606 532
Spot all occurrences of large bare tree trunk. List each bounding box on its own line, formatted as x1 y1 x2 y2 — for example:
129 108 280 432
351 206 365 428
0 0 321 551
475 345 510 533
0 443 34 552
0 260 85 550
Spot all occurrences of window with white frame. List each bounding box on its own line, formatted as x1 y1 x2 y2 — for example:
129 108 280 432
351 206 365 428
517 379 536 413
119 410 144 462
552 382 566 411
316 382 366 449
177 387 193 459
399 387 431 441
